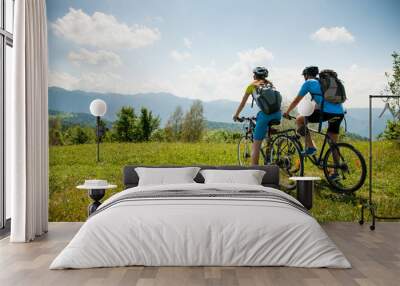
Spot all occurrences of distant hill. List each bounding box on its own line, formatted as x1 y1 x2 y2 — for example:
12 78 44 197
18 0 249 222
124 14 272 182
205 120 242 132
49 109 243 132
344 108 393 139
48 86 394 138
49 110 113 129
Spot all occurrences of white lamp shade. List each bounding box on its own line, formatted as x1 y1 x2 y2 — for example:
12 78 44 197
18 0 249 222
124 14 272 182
90 99 107 117
297 96 316 116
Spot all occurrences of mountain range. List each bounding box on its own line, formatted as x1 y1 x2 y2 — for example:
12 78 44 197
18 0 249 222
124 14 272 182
49 109 243 132
48 86 393 138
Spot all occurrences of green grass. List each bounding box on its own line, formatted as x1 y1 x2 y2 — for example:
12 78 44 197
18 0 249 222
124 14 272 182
49 141 400 222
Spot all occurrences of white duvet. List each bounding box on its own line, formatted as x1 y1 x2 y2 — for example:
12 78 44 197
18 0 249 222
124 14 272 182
50 183 351 269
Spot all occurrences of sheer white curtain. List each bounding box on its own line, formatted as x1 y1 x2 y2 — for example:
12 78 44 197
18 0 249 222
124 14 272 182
8 0 49 242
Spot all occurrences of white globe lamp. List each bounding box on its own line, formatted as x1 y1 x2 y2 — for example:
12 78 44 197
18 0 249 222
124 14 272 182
89 99 107 163
90 99 107 117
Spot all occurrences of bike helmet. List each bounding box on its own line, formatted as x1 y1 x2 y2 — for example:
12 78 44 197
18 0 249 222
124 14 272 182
253 66 269 78
302 66 319 77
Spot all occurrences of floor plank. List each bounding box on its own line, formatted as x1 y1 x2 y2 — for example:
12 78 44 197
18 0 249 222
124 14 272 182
0 222 399 286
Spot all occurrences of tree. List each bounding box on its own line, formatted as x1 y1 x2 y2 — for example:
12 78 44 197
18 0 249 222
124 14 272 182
137 107 160 141
380 120 400 141
49 117 64 145
164 106 184 141
112 106 137 142
181 100 205 142
385 52 400 97
382 52 400 141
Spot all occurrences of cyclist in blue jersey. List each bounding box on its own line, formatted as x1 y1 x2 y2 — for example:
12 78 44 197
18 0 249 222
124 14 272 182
283 66 344 159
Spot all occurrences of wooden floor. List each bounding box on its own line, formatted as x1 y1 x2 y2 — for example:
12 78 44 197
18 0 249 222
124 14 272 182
0 222 399 286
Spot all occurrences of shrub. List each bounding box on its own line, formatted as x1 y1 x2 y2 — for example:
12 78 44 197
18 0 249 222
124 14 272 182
150 129 167 142
203 130 242 143
380 120 400 142
64 126 95 145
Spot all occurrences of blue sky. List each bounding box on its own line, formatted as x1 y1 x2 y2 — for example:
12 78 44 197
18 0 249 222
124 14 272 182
47 0 400 107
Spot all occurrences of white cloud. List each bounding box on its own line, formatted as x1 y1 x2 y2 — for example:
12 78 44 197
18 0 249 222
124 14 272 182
237 47 274 64
49 70 123 92
48 69 175 95
51 8 160 50
340 65 387 107
68 48 122 67
183 37 192 49
75 72 124 92
171 47 275 101
311 27 355 43
170 50 191 62
49 71 80 90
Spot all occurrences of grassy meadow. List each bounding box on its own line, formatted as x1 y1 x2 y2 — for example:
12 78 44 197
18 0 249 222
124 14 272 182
49 139 400 222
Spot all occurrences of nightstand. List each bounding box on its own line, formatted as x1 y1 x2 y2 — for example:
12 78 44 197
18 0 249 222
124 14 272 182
77 180 117 216
289 177 321 210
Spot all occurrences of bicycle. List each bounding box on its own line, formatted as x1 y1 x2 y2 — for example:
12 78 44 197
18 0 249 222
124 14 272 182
237 116 303 190
237 115 367 193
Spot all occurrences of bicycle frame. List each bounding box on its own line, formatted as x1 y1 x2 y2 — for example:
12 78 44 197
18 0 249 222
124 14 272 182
295 126 348 171
305 127 333 167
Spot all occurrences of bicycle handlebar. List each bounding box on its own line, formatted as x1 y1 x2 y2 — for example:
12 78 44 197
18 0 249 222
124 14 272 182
236 116 256 123
236 114 296 123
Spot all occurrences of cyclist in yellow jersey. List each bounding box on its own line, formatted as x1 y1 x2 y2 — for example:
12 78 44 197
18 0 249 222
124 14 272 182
233 67 282 165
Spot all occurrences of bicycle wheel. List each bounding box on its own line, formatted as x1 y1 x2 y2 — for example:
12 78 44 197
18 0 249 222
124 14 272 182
237 136 253 166
270 135 304 190
323 142 367 193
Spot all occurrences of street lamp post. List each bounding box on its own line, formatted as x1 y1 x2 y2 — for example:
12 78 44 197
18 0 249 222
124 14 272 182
90 99 107 163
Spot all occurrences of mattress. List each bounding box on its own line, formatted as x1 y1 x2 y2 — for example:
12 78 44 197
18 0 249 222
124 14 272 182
50 183 351 269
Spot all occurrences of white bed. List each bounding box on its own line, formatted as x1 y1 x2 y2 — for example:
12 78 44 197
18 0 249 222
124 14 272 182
50 183 351 269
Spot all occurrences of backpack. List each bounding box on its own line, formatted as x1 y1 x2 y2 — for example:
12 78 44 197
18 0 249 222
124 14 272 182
252 84 282 115
318 69 347 104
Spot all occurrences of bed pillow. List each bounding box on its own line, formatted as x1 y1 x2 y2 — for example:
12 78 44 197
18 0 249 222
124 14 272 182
200 169 266 185
135 167 201 186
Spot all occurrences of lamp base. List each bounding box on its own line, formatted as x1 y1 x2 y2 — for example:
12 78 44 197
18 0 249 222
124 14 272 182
87 189 105 215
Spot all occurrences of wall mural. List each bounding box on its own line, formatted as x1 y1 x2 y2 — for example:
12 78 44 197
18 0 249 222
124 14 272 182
46 0 400 222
